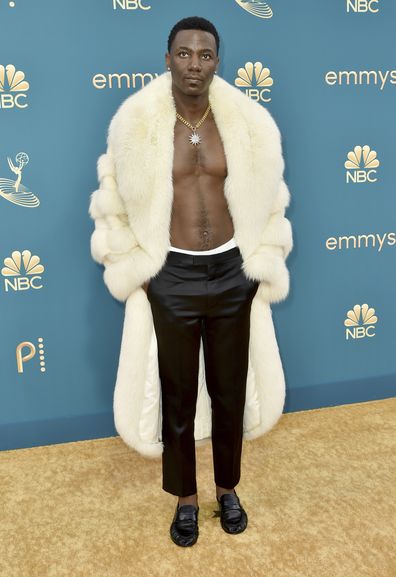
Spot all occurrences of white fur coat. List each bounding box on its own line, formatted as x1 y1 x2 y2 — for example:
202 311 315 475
88 71 293 458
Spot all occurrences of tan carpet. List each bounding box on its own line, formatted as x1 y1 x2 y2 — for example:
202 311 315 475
1 397 395 577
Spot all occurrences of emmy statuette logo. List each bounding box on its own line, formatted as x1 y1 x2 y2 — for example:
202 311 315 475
0 152 40 207
0 64 30 109
234 0 273 18
344 304 377 340
2 250 45 292
16 337 46 373
344 145 379 184
235 62 273 102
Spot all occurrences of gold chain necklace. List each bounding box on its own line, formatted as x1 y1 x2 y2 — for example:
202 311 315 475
176 104 211 146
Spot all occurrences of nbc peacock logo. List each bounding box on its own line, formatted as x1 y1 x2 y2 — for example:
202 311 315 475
0 64 30 109
2 250 45 292
234 0 273 18
344 145 380 184
235 61 273 103
344 303 377 339
0 152 40 207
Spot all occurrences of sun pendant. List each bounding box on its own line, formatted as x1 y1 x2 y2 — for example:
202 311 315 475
189 131 201 146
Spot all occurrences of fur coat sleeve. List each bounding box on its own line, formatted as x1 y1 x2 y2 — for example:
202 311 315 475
241 177 293 304
88 147 144 302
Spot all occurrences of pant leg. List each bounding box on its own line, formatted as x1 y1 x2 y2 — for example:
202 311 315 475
147 260 205 497
201 252 259 489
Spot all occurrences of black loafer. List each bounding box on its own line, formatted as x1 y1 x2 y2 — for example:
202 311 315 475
170 503 199 547
216 491 248 534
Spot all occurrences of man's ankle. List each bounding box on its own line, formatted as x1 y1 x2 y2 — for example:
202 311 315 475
178 493 198 508
216 485 236 499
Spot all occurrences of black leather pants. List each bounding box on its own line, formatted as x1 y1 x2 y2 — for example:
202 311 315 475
147 246 259 497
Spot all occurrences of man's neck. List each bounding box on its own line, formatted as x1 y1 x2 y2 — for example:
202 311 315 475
171 84 210 123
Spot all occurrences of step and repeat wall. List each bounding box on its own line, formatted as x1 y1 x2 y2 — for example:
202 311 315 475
1 0 395 450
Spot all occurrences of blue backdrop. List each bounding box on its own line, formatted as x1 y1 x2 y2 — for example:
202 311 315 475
1 0 395 450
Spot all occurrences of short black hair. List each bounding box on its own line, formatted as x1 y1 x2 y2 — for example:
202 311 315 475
167 16 220 55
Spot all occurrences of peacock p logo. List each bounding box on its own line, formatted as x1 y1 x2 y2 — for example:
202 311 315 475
16 337 46 373
344 145 380 184
0 64 30 109
235 62 273 103
234 0 273 18
344 303 377 339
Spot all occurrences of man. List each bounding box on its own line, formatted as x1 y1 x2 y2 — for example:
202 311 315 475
89 16 293 547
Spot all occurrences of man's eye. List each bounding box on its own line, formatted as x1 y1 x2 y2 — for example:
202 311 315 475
179 51 188 57
202 54 212 60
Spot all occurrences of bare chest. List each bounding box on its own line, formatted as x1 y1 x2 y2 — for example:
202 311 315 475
172 116 228 181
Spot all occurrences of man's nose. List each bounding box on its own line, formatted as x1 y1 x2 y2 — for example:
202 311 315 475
188 55 201 70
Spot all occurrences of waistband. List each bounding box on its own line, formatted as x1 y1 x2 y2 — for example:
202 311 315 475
169 236 237 255
165 245 241 265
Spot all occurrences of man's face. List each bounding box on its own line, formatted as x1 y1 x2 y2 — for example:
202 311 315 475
166 29 219 96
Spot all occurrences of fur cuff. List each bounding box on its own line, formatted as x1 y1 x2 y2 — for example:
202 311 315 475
102 248 156 303
103 258 138 302
242 247 290 304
